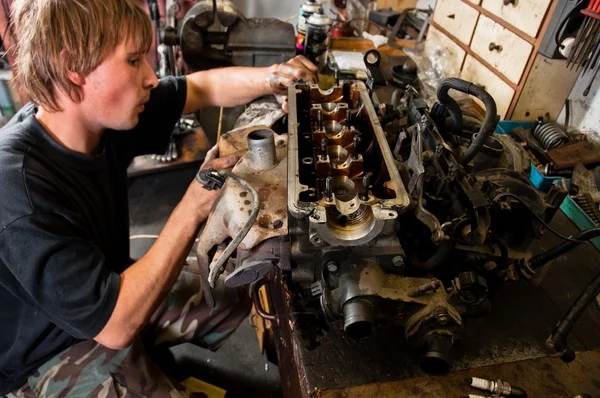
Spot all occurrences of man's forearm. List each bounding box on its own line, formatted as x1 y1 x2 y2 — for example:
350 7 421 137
183 65 275 113
95 184 212 349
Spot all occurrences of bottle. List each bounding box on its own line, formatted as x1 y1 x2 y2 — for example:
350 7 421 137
296 0 322 55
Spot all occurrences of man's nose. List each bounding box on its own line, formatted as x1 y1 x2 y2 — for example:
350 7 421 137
143 57 159 89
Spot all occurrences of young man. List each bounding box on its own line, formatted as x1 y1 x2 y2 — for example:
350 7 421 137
0 0 317 396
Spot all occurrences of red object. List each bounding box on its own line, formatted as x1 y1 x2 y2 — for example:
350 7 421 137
331 20 352 37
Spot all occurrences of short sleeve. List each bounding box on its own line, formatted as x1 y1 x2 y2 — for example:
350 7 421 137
0 213 120 339
109 75 188 163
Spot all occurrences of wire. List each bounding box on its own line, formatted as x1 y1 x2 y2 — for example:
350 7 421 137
207 170 260 287
493 192 585 243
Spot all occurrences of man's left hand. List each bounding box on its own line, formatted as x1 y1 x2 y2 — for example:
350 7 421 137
266 55 318 113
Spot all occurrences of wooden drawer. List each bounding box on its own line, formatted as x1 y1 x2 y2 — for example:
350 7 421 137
426 26 466 74
433 0 480 45
470 15 532 84
460 55 514 118
481 0 551 38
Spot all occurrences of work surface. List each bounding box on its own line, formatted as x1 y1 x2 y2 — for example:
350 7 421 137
272 210 600 397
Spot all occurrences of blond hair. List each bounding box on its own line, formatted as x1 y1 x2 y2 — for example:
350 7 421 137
11 0 153 112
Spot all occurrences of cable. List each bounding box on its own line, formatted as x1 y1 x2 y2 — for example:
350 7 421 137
493 192 585 243
207 171 260 287
129 234 159 240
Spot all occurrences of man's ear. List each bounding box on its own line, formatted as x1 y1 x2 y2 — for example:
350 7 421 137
67 71 85 86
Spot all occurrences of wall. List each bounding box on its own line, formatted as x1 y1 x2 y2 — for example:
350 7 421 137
558 67 600 134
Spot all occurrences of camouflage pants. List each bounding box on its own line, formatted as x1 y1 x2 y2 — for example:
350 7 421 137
6 269 251 398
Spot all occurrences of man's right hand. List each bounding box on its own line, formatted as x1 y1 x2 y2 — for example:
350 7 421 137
189 146 242 219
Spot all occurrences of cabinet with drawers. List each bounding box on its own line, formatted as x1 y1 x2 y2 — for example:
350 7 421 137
428 0 579 120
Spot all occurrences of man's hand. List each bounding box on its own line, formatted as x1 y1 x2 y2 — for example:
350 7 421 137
189 146 242 218
266 55 318 95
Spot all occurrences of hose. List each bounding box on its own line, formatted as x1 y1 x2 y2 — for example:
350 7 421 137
547 269 600 361
437 78 499 166
391 88 404 107
528 227 600 270
413 240 455 271
533 122 569 150
207 171 260 287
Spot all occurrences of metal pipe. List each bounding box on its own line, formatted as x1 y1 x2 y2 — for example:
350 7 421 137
247 129 277 170
343 298 374 339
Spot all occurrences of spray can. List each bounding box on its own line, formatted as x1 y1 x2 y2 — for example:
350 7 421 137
304 12 332 64
296 0 322 55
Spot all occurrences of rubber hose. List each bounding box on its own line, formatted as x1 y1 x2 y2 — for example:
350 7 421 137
207 170 260 287
436 81 463 137
391 88 404 107
529 227 600 270
437 78 498 166
547 269 600 358
413 240 455 271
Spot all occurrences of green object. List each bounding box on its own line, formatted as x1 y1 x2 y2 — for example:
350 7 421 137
560 195 600 252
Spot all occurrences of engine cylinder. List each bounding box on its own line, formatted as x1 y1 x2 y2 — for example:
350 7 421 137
247 129 277 170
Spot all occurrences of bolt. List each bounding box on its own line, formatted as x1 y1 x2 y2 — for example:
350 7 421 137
346 108 351 124
483 261 497 272
317 109 324 131
392 256 405 267
360 174 370 201
325 261 338 272
353 135 361 159
325 176 333 201
436 313 450 326
320 137 328 160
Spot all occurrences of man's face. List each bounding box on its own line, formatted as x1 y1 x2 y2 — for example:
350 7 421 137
80 38 159 131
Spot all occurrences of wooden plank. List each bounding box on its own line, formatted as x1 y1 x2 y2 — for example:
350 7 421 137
460 55 515 118
431 21 518 90
506 0 559 118
458 0 536 44
377 0 417 11
512 54 580 121
432 0 480 45
425 25 467 75
470 15 533 85
481 0 552 38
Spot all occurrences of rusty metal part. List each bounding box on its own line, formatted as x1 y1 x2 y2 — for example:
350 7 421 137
547 141 600 170
322 260 462 345
195 125 288 307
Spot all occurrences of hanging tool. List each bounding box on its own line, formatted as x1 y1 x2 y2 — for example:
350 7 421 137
567 0 600 71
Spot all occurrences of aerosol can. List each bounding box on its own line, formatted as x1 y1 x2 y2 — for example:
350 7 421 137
304 11 332 64
296 0 322 55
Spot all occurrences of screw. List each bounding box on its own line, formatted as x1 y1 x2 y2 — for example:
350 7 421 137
346 108 351 124
392 256 405 267
436 313 450 326
325 261 338 272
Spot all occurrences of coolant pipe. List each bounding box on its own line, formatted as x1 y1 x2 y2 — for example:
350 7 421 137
437 78 498 166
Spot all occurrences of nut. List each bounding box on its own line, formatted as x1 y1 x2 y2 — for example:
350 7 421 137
392 256 405 267
325 261 338 272
436 313 450 326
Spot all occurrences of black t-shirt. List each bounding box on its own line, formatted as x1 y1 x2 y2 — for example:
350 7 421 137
0 76 187 395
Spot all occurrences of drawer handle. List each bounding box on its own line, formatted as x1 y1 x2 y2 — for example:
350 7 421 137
503 0 516 5
489 42 503 52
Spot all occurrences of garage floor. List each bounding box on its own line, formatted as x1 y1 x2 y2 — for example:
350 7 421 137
128 166 282 398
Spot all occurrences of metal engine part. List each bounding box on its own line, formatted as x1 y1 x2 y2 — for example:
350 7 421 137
195 125 288 307
179 1 296 68
283 80 568 372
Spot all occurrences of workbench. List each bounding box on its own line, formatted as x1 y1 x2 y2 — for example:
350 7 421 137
269 210 600 397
